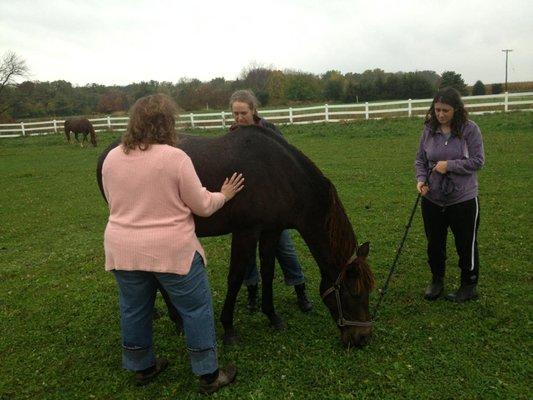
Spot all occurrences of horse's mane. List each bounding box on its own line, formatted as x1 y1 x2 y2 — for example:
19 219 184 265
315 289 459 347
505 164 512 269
265 129 373 291
259 128 356 263
325 183 357 266
325 178 374 293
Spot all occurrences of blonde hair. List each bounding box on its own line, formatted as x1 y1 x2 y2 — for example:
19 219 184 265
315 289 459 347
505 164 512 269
122 94 179 153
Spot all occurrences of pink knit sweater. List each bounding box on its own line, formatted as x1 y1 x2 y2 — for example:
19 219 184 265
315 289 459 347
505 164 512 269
102 144 226 274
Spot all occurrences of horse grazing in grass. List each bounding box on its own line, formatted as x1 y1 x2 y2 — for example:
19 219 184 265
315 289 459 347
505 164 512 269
65 118 97 147
97 126 374 348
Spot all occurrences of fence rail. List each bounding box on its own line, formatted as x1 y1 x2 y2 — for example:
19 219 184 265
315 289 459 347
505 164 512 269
1 92 532 138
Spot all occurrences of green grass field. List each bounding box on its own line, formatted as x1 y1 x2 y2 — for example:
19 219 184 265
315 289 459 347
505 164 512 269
0 112 531 399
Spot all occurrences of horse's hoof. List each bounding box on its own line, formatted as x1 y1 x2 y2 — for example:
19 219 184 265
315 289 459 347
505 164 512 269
223 334 239 346
269 316 286 331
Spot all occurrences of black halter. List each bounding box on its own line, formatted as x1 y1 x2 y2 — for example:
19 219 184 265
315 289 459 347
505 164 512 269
321 253 373 328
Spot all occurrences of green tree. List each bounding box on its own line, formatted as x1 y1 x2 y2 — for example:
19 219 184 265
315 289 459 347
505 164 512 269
439 71 468 95
402 73 435 99
383 74 403 100
322 70 345 102
174 78 202 110
343 81 359 103
265 70 287 105
241 64 272 105
472 80 486 96
285 72 322 102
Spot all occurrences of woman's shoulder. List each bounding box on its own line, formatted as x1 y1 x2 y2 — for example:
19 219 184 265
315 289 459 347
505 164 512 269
420 123 432 136
104 145 125 164
462 120 481 136
157 144 191 164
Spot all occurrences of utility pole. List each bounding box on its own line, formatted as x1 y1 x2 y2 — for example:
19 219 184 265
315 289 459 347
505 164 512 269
502 49 513 92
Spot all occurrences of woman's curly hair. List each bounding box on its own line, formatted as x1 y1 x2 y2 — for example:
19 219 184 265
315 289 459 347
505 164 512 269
425 86 469 138
122 94 179 153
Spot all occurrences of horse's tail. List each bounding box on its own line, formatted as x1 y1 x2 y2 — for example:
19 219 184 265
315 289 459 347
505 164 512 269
64 120 71 142
89 122 97 147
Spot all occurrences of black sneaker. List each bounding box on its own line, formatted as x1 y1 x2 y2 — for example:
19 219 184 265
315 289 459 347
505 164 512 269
445 284 478 303
424 278 444 301
199 364 237 394
134 358 169 386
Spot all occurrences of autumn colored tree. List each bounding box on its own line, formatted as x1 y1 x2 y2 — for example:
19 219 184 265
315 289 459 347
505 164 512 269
97 90 127 113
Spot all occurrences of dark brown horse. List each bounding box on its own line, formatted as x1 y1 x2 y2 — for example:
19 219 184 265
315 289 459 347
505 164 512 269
65 118 97 147
97 126 374 348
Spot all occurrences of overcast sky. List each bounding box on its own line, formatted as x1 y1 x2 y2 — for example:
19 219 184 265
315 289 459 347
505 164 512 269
1 0 532 86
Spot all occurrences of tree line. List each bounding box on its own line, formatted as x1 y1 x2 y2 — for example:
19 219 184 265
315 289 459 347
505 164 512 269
0 51 517 122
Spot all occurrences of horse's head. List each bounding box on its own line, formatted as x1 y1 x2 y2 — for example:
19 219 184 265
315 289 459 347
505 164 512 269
320 242 374 348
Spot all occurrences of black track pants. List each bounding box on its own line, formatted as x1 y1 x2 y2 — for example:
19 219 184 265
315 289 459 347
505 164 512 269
421 197 480 285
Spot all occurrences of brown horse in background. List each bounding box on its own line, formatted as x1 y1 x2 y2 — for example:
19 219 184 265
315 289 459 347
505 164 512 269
65 118 97 147
97 126 374 348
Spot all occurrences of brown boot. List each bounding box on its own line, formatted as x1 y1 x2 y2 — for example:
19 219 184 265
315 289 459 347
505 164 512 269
134 358 169 386
199 364 237 394
294 283 313 312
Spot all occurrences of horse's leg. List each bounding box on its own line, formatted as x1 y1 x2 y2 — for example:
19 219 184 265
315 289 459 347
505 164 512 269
259 230 286 330
221 230 259 345
74 132 82 147
65 130 71 144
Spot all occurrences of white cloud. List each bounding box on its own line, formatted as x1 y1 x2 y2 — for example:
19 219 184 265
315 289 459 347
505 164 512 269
1 0 531 85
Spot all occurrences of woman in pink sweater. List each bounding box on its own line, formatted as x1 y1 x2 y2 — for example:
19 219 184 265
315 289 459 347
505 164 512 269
102 94 244 393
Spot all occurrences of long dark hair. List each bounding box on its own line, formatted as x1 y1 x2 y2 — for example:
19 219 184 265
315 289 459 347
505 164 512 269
425 87 469 138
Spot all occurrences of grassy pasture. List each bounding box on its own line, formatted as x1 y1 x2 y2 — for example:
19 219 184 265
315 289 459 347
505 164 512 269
0 112 531 399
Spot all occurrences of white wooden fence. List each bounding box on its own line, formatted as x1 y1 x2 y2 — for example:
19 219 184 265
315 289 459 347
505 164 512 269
1 91 532 138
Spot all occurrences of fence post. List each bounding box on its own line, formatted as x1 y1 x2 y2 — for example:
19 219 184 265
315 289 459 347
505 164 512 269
325 104 329 122
53 119 58 133
504 92 509 112
189 113 195 128
365 102 369 120
289 107 293 124
106 115 111 130
20 122 26 136
221 111 226 129
408 99 412 117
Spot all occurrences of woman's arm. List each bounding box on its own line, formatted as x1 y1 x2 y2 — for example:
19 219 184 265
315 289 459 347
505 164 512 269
447 123 485 175
414 129 429 183
178 157 227 217
178 156 244 217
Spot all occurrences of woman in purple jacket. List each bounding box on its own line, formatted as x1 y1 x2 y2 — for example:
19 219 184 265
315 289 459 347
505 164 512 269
415 87 485 302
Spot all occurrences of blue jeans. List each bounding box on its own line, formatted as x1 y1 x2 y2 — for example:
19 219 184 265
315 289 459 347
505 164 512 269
113 252 218 375
243 229 305 286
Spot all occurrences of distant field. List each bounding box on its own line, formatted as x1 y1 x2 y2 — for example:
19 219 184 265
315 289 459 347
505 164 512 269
0 112 531 399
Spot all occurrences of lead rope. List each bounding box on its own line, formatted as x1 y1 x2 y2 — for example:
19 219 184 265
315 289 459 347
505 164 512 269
371 170 432 320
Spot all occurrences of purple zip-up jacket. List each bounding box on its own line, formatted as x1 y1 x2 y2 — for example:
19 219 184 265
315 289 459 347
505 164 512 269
415 120 485 207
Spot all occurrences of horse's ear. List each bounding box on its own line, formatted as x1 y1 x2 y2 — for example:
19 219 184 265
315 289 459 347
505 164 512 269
357 242 370 258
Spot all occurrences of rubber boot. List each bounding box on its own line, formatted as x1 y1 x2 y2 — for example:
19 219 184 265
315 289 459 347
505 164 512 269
246 284 258 312
445 283 478 302
294 283 313 312
424 277 444 301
